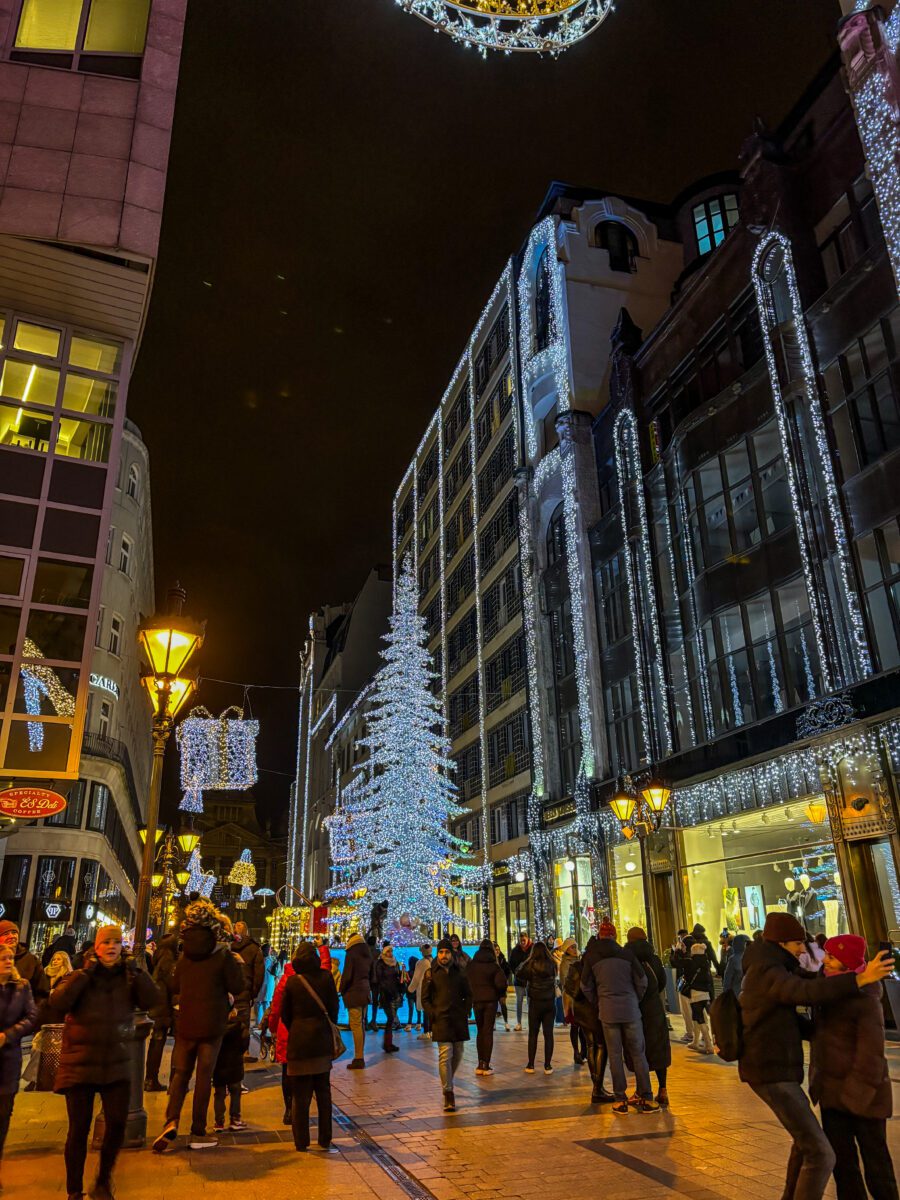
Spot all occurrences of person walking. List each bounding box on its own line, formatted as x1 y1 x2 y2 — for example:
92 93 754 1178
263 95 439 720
268 957 296 1124
144 928 178 1091
49 925 158 1200
281 942 340 1152
212 1002 248 1133
669 931 695 1043
691 924 720 976
421 938 472 1113
339 931 373 1069
491 942 511 1030
153 900 245 1153
563 951 611 1103
580 921 658 1114
626 928 671 1107
468 939 507 1075
738 912 893 1200
0 942 37 1186
809 934 897 1200
408 944 433 1040
232 922 265 1004
557 938 585 1065
373 944 402 1053
0 922 48 1001
404 950 419 1030
508 933 532 1031
682 942 715 1054
41 925 77 968
515 940 557 1075
722 933 750 996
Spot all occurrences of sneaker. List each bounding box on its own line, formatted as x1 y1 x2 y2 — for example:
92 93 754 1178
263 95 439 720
612 1100 629 1115
404 1025 412 1032
543 1065 553 1075
637 1098 660 1113
680 1033 693 1043
504 1024 510 1031
524 1065 535 1074
152 1121 178 1154
213 1121 227 1133
240 1084 249 1094
481 1064 494 1075
383 1044 400 1054
346 1058 366 1070
627 1093 640 1107
189 1136 218 1150
229 1120 249 1131
514 1024 522 1032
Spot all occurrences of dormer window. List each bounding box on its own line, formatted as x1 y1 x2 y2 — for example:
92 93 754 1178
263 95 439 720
595 221 638 273
693 194 739 256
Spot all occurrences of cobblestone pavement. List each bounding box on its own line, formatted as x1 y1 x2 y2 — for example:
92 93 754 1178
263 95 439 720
4 1015 899 1198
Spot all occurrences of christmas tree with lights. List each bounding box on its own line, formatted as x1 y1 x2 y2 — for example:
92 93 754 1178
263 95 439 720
327 555 472 935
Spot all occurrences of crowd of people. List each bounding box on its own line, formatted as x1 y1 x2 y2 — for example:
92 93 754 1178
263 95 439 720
0 905 892 1200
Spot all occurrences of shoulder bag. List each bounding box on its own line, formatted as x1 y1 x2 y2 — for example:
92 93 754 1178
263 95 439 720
296 974 346 1061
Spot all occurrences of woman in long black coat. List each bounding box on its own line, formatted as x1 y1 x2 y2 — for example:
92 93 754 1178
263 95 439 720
281 942 340 1152
626 933 672 1106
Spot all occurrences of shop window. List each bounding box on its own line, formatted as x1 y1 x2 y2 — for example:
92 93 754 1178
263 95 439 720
855 516 900 672
608 840 645 936
822 307 900 476
86 781 109 832
693 194 739 256
552 854 595 945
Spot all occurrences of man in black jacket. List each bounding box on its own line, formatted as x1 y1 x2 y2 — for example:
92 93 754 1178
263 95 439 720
421 938 472 1112
0 921 48 1000
739 912 892 1200
340 933 373 1069
232 922 264 1002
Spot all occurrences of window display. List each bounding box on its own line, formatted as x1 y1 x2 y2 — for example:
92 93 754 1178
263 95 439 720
552 855 594 945
608 841 646 937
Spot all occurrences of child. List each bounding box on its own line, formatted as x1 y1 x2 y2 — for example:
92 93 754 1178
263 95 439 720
212 1007 248 1132
810 934 897 1200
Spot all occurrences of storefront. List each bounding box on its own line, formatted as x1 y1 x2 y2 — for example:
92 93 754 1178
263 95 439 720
608 839 648 937
551 853 595 945
491 873 533 957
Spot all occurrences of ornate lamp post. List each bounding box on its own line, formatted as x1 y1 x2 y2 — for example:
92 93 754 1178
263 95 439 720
609 776 672 840
140 824 201 934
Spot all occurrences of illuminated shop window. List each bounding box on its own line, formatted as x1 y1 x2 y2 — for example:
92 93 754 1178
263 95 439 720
14 0 150 76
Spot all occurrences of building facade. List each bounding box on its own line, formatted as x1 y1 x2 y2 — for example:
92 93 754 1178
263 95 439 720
0 0 187 949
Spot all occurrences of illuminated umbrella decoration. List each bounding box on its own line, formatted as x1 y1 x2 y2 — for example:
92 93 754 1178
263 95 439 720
254 887 275 909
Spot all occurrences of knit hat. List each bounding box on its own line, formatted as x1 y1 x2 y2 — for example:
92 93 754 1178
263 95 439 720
0 921 18 939
181 898 222 933
437 937 453 951
599 920 617 940
626 927 647 942
823 935 867 974
762 912 806 943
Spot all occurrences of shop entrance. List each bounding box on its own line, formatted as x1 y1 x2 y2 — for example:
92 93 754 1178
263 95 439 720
844 836 900 945
650 871 678 950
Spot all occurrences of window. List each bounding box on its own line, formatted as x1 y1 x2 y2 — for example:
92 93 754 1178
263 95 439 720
94 604 104 647
118 534 132 576
595 221 638 273
855 516 900 672
605 676 642 777
534 247 552 354
105 526 115 565
86 782 109 832
546 504 566 567
46 778 85 827
819 178 883 290
108 613 122 656
596 551 629 649
13 0 150 77
126 463 140 501
31 558 93 608
823 308 900 476
98 698 112 738
693 194 739 256
487 709 530 788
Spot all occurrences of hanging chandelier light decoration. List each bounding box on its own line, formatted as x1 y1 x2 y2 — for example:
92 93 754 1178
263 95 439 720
228 848 257 908
394 0 615 56
177 705 259 814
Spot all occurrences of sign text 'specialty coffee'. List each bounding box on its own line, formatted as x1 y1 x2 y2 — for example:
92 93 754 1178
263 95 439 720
0 787 67 819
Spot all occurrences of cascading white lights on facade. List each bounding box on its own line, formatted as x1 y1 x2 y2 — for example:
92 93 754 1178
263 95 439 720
394 0 615 57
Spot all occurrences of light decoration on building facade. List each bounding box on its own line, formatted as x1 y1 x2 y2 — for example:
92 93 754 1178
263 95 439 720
19 639 76 751
186 847 215 899
394 0 614 57
177 705 259 814
227 848 256 906
753 231 872 686
298 679 335 891
657 495 698 744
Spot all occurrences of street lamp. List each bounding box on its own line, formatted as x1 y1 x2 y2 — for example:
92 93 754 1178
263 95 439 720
609 776 672 839
133 586 204 966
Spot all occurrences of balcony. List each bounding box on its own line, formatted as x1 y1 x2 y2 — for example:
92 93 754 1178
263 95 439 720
81 732 142 826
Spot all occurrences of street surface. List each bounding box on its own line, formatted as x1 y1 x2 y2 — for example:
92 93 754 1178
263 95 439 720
5 1016 899 1198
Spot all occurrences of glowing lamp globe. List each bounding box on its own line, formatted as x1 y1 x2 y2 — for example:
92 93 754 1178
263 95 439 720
151 872 164 889
141 674 195 720
175 869 191 888
609 792 635 824
139 616 204 680
641 781 672 816
139 826 163 846
177 827 201 855
804 801 827 826
395 0 615 56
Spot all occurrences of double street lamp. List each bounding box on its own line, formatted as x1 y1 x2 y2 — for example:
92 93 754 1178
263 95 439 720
609 777 673 839
139 824 202 935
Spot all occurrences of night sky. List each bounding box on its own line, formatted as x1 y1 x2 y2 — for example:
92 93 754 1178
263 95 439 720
130 0 839 828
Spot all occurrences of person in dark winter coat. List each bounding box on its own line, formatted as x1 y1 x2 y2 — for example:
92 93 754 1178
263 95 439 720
281 942 340 1152
0 921 48 1001
681 943 714 1053
41 925 77 968
373 945 402 1053
669 931 695 1043
468 940 507 1075
690 923 721 976
722 933 750 997
153 900 246 1154
0 943 37 1182
626 931 672 1106
508 933 532 1030
144 930 178 1090
340 933 373 1069
579 922 657 1114
48 925 158 1200
232 922 265 1002
810 935 897 1200
563 955 610 1103
738 912 893 1200
515 940 557 1074
421 939 471 1112
212 1007 248 1133
448 933 470 970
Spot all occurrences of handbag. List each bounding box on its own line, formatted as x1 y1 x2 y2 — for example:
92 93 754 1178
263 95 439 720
296 974 346 1061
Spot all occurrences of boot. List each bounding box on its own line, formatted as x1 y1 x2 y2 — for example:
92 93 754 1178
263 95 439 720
91 1180 115 1200
442 1090 456 1113
591 1086 615 1103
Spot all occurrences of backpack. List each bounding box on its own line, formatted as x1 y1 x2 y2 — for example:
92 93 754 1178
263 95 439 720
709 988 743 1061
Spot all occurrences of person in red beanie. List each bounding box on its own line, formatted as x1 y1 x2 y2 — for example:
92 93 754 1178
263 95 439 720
809 935 897 1200
738 912 893 1200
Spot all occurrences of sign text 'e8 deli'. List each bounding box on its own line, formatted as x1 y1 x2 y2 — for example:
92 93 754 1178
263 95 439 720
0 787 68 819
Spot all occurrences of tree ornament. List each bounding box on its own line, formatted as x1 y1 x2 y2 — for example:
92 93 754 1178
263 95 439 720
177 705 259 813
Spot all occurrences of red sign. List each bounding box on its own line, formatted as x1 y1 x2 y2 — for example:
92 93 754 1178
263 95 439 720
0 787 67 819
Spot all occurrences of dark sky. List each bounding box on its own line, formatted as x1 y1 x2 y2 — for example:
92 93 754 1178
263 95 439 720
130 0 839 827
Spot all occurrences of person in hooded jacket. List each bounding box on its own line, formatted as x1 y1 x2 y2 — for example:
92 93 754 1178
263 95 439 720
626 929 671 1107
0 921 48 1001
340 932 373 1069
153 900 245 1154
281 942 340 1152
739 912 893 1200
49 925 158 1200
681 942 715 1053
809 935 897 1200
0 941 37 1185
690 923 721 976
232 922 265 1002
515 940 557 1075
372 944 402 1053
421 938 472 1112
468 939 507 1075
268 957 296 1125
722 933 750 996
144 928 178 1091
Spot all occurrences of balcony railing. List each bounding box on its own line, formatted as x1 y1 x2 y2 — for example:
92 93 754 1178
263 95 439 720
81 732 142 826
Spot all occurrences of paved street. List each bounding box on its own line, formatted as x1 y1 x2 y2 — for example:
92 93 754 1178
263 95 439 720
4 1017 899 1199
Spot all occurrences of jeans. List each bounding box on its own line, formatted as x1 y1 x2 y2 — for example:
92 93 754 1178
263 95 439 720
64 1080 129 1193
406 994 420 1024
497 997 508 1024
347 1006 366 1060
821 1108 899 1200
514 984 526 1025
527 997 555 1068
437 1041 464 1092
473 1001 496 1065
165 1035 223 1137
213 1083 241 1126
678 991 694 1038
603 1019 652 1100
291 1072 332 1149
0 1092 14 1156
750 1081 835 1200
145 1019 171 1083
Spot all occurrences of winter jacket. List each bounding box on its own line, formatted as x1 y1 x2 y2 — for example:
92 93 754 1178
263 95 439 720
373 953 402 1003
450 947 470 971
496 951 510 982
562 957 601 1038
48 956 159 1092
14 946 48 1001
212 1011 246 1087
149 932 178 1023
339 935 373 1009
467 945 508 1005
722 935 750 996
514 949 557 1002
41 933 76 968
681 954 714 999
580 936 647 1025
0 978 36 1093
421 960 471 1043
269 962 295 1064
317 943 332 972
233 935 265 1000
171 926 246 1041
629 947 671 1073
508 942 532 976
809 981 891 1119
628 939 666 994
557 941 579 1000
281 950 340 1070
690 925 720 974
738 939 858 1086
408 954 433 1000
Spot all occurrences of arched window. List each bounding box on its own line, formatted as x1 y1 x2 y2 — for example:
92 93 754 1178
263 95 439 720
126 462 140 501
534 246 552 353
546 502 566 566
595 221 638 273
693 194 739 256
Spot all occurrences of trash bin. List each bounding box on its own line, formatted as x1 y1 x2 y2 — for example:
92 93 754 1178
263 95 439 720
33 1024 64 1092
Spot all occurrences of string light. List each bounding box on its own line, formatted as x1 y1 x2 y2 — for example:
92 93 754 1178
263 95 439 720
394 0 614 57
227 848 256 905
186 848 215 899
19 639 76 752
177 706 259 814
